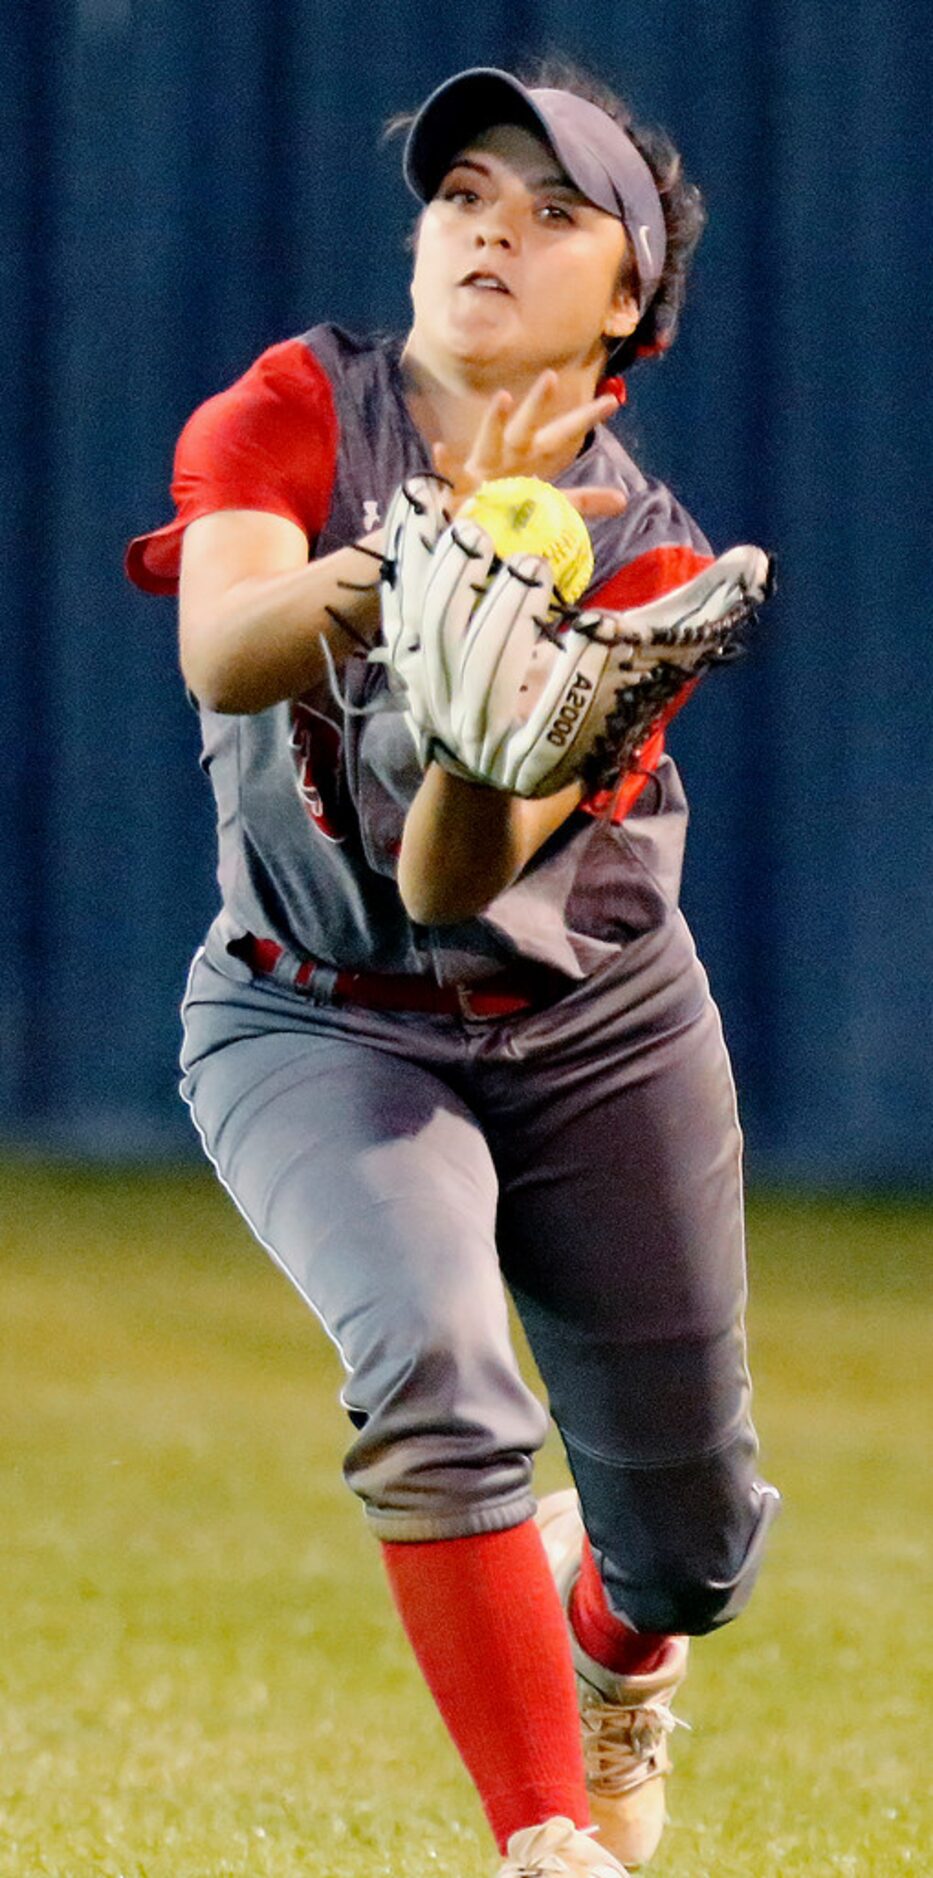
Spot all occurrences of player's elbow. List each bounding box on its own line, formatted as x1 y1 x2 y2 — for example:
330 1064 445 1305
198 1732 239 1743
181 665 253 715
397 855 505 926
179 620 234 712
178 631 273 715
179 654 228 714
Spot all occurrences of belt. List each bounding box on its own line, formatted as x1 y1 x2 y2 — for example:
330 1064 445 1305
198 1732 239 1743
240 935 554 1019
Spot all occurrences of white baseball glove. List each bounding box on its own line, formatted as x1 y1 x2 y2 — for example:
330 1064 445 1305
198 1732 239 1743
376 475 453 763
377 476 774 798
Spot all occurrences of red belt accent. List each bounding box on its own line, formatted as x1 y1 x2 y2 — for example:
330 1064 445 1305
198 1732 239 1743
243 936 547 1019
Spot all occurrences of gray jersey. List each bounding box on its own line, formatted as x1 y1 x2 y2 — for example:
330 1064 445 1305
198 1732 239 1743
129 325 713 984
135 325 777 1629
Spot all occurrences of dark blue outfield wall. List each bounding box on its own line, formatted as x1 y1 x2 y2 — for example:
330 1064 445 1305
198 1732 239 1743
3 2 932 1182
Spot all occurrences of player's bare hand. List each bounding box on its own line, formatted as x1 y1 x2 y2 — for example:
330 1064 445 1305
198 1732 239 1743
433 370 627 517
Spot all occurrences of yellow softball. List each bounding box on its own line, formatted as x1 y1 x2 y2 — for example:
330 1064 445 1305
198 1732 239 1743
459 476 594 604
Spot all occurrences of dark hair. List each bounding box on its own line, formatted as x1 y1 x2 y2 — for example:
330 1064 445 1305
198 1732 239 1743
516 57 706 373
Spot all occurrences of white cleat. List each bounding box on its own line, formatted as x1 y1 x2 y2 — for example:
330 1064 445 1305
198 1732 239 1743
496 1814 630 1876
536 1492 689 1870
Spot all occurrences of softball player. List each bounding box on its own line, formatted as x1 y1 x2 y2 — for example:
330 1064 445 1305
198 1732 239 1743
128 63 778 1877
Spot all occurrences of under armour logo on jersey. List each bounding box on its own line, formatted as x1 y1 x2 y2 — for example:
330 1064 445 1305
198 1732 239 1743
362 500 381 533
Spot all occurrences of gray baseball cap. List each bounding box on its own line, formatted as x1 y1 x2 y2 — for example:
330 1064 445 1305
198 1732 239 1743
403 67 666 312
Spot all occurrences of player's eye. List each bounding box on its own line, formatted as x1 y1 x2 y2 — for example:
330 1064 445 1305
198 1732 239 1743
440 184 481 206
538 201 575 225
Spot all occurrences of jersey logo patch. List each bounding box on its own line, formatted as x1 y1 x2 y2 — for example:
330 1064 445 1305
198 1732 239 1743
289 700 347 842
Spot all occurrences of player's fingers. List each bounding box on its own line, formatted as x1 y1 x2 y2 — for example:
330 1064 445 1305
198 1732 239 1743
534 392 622 460
432 442 476 512
565 486 628 518
432 441 458 483
464 388 514 481
501 369 558 450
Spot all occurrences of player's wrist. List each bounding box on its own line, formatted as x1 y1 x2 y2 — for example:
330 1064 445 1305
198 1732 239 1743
428 747 501 791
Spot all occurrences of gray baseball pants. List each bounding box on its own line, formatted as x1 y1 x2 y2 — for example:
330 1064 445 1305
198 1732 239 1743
180 912 778 1636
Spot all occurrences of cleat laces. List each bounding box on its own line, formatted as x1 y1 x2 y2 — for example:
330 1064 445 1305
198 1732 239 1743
582 1691 690 1795
498 1818 627 1877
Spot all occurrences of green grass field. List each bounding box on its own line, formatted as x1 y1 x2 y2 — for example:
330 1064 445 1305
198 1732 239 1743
1 1165 930 1877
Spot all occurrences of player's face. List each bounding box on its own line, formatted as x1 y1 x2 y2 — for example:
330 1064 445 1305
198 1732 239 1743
407 122 639 385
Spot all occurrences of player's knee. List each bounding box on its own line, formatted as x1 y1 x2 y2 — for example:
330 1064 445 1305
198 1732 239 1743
599 1476 781 1636
611 1565 750 1637
340 1316 548 1535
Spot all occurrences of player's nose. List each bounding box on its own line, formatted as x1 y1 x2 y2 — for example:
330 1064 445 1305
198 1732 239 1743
471 195 520 251
473 222 515 251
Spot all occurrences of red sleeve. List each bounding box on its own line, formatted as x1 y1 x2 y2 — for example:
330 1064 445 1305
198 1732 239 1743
580 542 714 823
125 337 339 595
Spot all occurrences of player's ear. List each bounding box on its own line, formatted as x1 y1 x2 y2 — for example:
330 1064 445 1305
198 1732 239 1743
603 286 640 340
603 231 641 342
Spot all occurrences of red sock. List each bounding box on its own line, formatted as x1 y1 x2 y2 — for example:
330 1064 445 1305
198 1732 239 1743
381 1521 589 1852
570 1536 670 1677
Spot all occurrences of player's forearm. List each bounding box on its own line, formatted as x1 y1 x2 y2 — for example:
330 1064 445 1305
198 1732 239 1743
179 540 383 714
398 764 581 925
398 768 528 924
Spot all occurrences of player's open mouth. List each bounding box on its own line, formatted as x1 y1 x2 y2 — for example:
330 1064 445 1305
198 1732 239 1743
459 271 512 294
